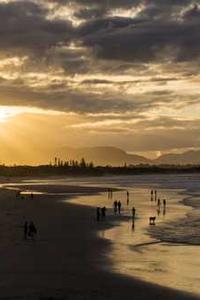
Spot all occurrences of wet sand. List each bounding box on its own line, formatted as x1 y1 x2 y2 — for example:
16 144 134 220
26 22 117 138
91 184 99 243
0 180 199 299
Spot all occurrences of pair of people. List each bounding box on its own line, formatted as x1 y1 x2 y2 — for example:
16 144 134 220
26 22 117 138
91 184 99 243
24 220 37 240
96 206 106 221
113 200 121 214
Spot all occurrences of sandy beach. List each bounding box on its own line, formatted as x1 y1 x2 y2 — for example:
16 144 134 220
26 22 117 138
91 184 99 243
0 178 199 300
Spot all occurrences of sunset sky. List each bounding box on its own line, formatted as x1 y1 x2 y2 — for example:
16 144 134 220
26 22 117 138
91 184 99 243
0 0 200 164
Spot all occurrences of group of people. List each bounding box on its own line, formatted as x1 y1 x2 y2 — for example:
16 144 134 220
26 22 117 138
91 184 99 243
96 206 106 221
151 189 158 201
24 220 37 240
96 188 168 226
150 190 168 221
96 190 136 221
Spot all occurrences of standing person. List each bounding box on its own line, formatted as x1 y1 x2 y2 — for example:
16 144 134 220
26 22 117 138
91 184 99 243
101 206 106 218
28 221 37 240
151 190 153 201
113 201 118 214
24 220 28 240
157 198 161 207
117 201 122 214
163 199 166 207
96 207 101 221
126 191 129 206
132 207 136 219
132 219 135 231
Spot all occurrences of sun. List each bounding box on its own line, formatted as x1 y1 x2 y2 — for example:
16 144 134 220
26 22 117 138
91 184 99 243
0 106 21 122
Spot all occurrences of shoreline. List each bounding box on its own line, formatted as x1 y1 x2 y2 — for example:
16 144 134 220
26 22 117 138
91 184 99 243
0 180 199 299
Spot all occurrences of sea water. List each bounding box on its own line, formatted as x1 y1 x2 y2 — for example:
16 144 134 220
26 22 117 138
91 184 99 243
69 174 200 296
3 174 200 295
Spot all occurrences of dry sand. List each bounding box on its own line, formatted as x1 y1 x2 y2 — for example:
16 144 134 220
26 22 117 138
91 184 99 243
0 181 199 300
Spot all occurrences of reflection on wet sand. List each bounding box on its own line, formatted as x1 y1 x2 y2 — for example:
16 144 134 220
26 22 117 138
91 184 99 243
72 187 200 296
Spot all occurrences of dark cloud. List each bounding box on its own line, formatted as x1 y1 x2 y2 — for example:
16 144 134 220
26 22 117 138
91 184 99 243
79 15 200 63
0 1 73 53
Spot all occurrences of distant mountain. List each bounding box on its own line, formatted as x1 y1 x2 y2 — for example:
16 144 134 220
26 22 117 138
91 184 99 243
155 150 200 165
56 146 150 166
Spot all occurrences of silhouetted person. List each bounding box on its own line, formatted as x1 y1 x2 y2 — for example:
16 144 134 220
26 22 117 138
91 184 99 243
113 201 118 214
151 190 153 201
28 221 37 240
24 220 28 240
132 207 136 219
132 219 135 231
157 198 161 207
101 206 106 218
96 207 101 221
110 189 113 199
163 208 166 216
126 191 129 206
117 201 121 214
163 199 166 207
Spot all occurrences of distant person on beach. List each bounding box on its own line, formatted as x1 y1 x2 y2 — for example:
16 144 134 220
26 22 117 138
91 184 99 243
126 191 129 206
96 207 101 221
24 220 28 240
132 207 136 219
28 221 37 239
132 219 135 231
117 201 121 214
101 206 106 218
110 189 113 199
151 190 153 201
113 201 118 214
163 199 166 207
157 198 161 207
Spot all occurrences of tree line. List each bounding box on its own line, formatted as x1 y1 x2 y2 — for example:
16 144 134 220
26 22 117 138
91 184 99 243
0 157 200 177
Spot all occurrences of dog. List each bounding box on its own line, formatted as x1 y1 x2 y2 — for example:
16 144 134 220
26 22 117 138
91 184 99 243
149 216 156 225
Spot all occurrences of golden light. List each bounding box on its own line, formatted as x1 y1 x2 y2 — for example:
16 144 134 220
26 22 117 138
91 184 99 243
0 106 21 122
0 106 65 123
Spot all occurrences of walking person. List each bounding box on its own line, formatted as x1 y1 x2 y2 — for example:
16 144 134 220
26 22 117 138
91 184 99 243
101 206 106 218
110 189 113 199
113 201 118 214
126 191 129 206
151 190 153 201
28 221 37 240
132 207 136 219
96 207 101 221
